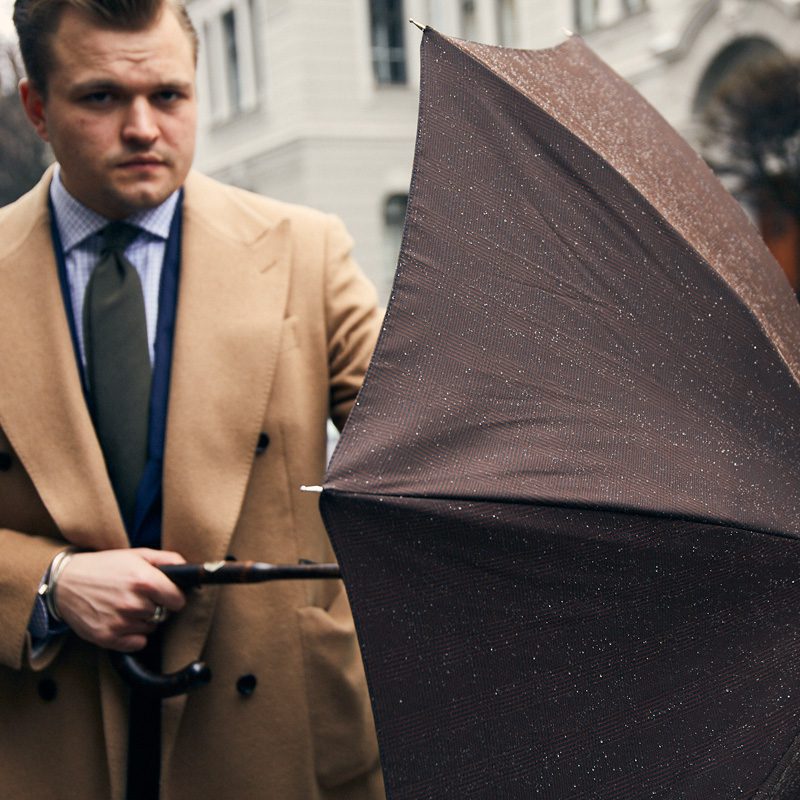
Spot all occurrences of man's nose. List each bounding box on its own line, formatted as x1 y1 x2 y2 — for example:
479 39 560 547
122 97 159 144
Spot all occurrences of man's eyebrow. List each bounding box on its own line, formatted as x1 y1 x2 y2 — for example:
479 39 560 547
152 81 194 93
70 80 119 95
70 79 194 95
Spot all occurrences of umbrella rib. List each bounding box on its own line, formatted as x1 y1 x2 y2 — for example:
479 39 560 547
437 30 800 386
323 486 800 542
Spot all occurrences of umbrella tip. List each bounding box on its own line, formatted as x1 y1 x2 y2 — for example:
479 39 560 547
409 18 426 31
300 484 324 493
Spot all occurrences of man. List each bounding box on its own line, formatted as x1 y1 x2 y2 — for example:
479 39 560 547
0 0 384 798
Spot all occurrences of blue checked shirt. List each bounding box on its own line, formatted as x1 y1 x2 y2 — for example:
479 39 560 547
28 166 180 645
50 164 180 366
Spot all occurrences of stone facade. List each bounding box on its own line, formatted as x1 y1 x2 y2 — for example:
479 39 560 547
189 0 800 302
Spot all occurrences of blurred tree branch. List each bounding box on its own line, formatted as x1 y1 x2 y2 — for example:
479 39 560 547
700 54 800 221
0 37 51 206
701 53 800 291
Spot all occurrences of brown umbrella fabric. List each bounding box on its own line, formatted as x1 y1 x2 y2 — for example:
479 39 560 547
321 28 800 799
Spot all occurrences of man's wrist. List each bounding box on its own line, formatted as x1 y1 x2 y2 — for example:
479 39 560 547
37 548 77 623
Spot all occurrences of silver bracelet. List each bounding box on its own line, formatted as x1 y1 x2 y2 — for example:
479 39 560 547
37 548 76 623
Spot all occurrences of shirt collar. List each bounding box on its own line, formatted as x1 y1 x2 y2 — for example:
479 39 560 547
49 163 180 253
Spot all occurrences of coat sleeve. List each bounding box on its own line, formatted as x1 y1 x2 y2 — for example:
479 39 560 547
0 528 67 670
323 214 383 431
313 215 385 790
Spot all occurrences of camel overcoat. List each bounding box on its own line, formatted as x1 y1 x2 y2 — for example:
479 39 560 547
0 169 385 800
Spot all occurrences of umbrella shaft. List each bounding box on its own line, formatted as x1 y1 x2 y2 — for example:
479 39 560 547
160 561 342 590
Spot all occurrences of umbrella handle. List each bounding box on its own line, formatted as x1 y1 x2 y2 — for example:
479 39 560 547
110 650 212 697
111 560 341 697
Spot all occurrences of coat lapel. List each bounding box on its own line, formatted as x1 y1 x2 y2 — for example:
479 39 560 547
0 171 290 557
160 172 292 756
0 172 127 549
162 171 292 562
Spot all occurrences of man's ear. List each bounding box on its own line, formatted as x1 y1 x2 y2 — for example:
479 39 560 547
19 78 50 142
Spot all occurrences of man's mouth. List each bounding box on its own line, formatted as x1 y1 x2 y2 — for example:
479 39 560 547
117 156 168 169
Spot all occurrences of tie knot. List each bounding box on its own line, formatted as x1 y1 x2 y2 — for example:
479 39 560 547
102 221 140 255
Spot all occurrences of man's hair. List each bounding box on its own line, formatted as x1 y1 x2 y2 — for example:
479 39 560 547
13 0 199 93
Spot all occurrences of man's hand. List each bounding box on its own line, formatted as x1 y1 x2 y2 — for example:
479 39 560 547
55 548 187 652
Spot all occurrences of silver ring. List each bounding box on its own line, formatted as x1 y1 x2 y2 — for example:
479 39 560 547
147 605 167 624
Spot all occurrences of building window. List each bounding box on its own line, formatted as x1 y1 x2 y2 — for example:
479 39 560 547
370 0 407 84
461 0 478 41
424 0 447 30
574 0 647 34
222 9 241 114
621 0 647 13
383 193 408 292
202 19 222 116
496 0 516 47
248 0 264 97
200 1 260 123
574 0 599 34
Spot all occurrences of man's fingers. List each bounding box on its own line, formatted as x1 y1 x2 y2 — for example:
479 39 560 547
118 602 167 626
108 633 149 653
133 549 188 611
144 570 187 613
86 618 155 651
136 547 186 566
54 549 188 650
124 618 160 635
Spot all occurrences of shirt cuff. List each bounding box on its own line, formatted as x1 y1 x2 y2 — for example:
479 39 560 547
28 583 69 651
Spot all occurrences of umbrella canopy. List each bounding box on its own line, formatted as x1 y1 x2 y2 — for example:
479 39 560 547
321 27 800 800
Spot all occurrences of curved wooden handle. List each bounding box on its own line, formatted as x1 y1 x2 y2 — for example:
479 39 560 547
110 650 212 697
110 559 341 697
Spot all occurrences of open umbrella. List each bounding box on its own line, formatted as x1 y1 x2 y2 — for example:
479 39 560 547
320 27 800 799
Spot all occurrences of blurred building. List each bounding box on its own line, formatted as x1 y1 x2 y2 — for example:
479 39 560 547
188 0 800 303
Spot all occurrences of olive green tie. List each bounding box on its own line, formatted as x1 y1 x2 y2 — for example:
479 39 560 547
83 222 151 527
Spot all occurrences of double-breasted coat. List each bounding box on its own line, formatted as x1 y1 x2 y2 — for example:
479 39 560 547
0 169 384 799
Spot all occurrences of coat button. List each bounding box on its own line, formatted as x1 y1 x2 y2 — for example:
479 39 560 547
0 452 11 471
236 674 257 697
255 433 269 455
38 678 57 702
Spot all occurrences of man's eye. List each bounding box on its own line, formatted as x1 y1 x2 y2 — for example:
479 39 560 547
155 90 181 103
82 92 114 105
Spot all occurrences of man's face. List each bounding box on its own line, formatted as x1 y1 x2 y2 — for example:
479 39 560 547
20 5 197 219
